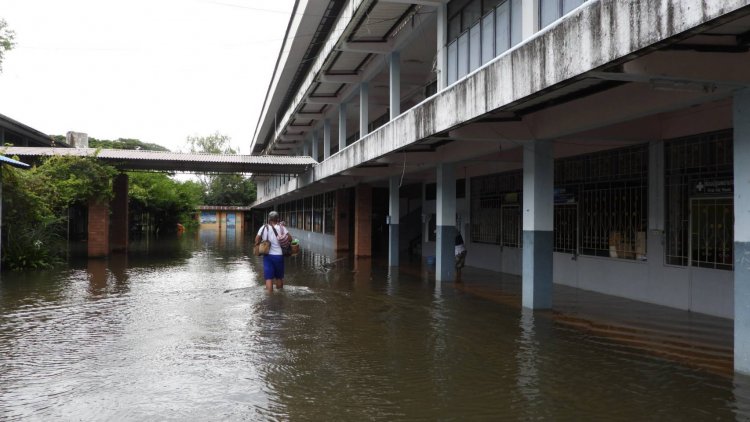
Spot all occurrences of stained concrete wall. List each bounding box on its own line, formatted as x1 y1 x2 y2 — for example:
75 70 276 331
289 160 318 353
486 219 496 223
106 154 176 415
256 0 750 208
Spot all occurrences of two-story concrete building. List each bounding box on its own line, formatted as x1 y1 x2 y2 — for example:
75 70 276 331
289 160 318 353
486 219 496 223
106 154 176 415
250 0 750 372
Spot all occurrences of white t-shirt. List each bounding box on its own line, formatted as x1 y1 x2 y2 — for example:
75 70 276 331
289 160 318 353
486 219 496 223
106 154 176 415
257 224 288 256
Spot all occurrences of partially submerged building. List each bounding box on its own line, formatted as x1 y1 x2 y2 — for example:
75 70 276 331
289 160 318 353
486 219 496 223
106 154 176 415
249 0 750 371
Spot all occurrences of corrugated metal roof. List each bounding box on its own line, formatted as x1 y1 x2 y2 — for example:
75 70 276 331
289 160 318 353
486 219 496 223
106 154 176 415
3 147 316 174
197 205 254 211
0 155 30 168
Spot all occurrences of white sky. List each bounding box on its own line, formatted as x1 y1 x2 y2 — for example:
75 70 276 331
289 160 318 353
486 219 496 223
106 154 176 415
0 0 296 153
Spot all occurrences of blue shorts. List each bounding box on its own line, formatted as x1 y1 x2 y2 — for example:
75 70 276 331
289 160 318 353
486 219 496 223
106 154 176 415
263 254 285 280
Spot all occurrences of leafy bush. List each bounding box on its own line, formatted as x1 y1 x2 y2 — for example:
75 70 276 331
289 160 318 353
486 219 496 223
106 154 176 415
1 156 117 270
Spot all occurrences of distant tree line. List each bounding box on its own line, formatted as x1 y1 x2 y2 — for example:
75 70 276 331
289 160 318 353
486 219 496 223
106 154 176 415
1 133 257 270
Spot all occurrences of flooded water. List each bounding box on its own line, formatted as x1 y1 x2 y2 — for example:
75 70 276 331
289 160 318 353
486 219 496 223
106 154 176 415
1 230 750 420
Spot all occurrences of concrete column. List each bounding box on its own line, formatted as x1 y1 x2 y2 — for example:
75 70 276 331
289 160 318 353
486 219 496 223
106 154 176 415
522 140 554 309
354 184 372 257
88 199 110 258
436 2 447 90
323 119 332 159
335 189 350 251
110 173 129 253
647 141 665 264
389 51 400 120
339 103 347 151
436 163 456 281
311 131 319 162
303 139 310 156
360 82 369 138
522 0 540 40
734 89 750 373
389 175 400 266
0 169 3 272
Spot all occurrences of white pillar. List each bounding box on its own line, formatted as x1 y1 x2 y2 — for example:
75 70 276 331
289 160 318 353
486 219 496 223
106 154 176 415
339 103 347 151
436 162 456 281
389 175 400 266
734 89 750 373
323 119 331 160
436 3 447 90
522 139 554 309
311 131 319 162
522 0 540 40
360 82 369 138
389 51 400 120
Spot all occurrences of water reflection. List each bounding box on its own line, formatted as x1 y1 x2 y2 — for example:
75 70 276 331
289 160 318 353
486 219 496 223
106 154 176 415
0 230 749 419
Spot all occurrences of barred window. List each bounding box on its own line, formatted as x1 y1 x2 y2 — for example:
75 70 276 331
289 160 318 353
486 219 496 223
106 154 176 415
470 171 522 245
665 130 733 269
324 192 335 235
313 194 324 233
554 144 648 259
304 197 312 231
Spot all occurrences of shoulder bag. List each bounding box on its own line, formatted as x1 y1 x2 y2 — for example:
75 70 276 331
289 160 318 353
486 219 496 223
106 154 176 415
254 225 271 256
271 225 293 257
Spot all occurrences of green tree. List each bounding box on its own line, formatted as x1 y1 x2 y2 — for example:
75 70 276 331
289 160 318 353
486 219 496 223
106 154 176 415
0 18 15 73
128 172 204 234
2 156 117 270
51 135 170 151
185 132 256 206
186 132 235 154
204 174 256 206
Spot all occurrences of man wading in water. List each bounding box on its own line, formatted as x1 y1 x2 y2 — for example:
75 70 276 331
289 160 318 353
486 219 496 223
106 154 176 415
255 211 289 292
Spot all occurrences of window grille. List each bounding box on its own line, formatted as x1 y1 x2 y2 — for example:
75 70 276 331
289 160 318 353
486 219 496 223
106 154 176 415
470 170 522 245
554 204 577 253
313 194 324 233
555 144 648 259
665 130 733 269
500 204 521 248
304 197 312 231
324 192 335 235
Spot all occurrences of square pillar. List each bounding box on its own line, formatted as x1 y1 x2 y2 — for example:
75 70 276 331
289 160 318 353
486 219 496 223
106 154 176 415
389 51 400 120
303 140 310 156
335 189 351 251
734 89 750 373
522 140 554 309
436 163 456 281
436 3 447 90
323 119 332 159
360 82 369 138
521 0 540 40
88 199 110 258
389 175 400 266
110 173 129 253
354 185 372 257
311 131 319 162
339 103 347 151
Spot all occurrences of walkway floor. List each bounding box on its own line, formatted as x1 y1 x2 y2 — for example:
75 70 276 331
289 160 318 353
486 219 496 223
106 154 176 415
393 256 734 376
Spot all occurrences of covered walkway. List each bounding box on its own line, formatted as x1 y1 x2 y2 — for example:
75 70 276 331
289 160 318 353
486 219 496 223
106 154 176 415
3 147 316 175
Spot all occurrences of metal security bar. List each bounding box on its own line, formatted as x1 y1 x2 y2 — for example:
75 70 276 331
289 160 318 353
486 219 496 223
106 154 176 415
690 198 733 270
470 171 522 245
554 204 577 254
324 192 335 235
555 143 648 259
500 204 521 248
665 130 733 269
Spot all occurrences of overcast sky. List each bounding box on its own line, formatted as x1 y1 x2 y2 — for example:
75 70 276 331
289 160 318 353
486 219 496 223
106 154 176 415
0 0 296 153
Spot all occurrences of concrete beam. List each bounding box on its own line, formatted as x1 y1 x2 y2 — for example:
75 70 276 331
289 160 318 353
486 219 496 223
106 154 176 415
380 0 447 6
307 96 341 104
340 41 394 54
320 73 362 84
279 134 306 142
